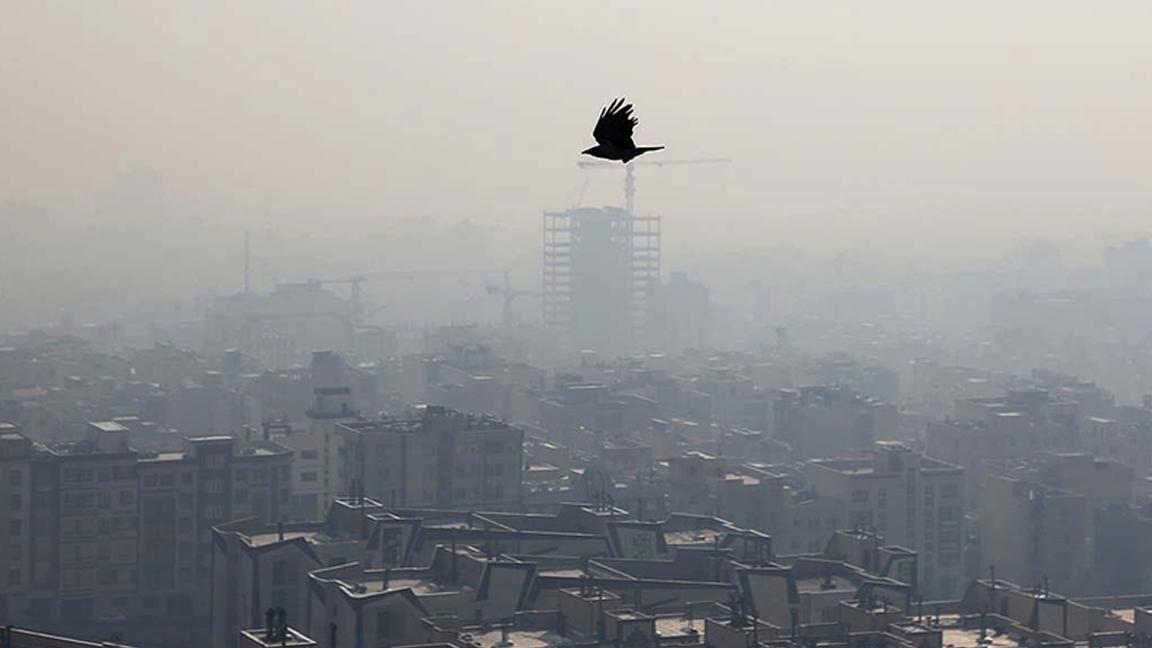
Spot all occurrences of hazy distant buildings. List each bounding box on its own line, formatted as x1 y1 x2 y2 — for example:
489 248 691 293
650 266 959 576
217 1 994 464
205 282 355 369
647 271 712 353
776 386 898 459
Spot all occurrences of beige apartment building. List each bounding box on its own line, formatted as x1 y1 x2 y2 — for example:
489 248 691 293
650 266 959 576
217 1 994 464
805 441 966 598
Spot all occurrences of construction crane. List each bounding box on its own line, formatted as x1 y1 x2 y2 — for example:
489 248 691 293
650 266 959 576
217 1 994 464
308 268 507 325
485 272 538 328
576 157 732 215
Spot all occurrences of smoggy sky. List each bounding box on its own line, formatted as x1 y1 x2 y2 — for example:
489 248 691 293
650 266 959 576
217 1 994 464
4 1 1152 246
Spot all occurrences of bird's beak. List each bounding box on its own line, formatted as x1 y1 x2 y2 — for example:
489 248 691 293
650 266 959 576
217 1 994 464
581 147 596 155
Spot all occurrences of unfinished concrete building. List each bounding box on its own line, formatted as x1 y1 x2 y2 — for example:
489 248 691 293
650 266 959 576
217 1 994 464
542 207 660 356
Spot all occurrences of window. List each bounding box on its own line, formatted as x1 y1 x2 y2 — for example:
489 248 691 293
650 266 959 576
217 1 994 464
301 472 318 483
179 517 193 533
206 480 224 494
851 489 869 503
205 505 224 520
235 489 249 503
64 469 93 483
301 450 318 460
9 469 22 486
485 441 505 453
10 494 23 511
179 493 193 510
941 483 959 499
8 519 21 536
206 455 225 469
63 492 96 510
9 569 21 586
235 469 248 482
182 472 194 485
119 491 134 506
142 474 158 488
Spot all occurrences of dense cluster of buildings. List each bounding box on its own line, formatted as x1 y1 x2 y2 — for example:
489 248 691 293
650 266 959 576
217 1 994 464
7 328 1152 648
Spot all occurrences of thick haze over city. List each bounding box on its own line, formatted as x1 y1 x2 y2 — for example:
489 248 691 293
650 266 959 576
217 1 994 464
7 3 1152 648
6 2 1152 323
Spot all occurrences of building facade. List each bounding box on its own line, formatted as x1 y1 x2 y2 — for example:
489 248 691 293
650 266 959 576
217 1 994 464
337 405 524 510
805 442 966 598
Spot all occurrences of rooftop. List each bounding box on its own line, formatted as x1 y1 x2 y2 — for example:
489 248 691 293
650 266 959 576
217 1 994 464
139 451 186 463
89 420 130 433
246 529 326 548
467 628 560 648
240 627 317 648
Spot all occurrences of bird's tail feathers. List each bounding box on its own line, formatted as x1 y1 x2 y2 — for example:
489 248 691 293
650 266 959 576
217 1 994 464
638 146 665 153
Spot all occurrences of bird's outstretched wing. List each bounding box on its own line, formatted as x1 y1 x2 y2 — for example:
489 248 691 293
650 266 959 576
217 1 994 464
593 98 638 149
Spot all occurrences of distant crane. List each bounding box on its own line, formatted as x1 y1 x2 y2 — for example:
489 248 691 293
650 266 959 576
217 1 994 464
485 272 538 328
308 268 507 325
576 157 732 215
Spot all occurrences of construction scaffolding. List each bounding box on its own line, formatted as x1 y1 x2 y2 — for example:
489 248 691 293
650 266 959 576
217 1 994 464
542 207 661 354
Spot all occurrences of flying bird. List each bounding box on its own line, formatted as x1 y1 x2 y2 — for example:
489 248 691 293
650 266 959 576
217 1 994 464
582 98 664 163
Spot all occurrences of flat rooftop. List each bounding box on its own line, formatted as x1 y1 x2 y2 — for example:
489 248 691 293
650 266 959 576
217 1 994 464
940 626 1019 648
665 528 722 545
795 576 855 593
90 420 130 433
468 628 559 648
139 451 186 463
246 530 324 547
